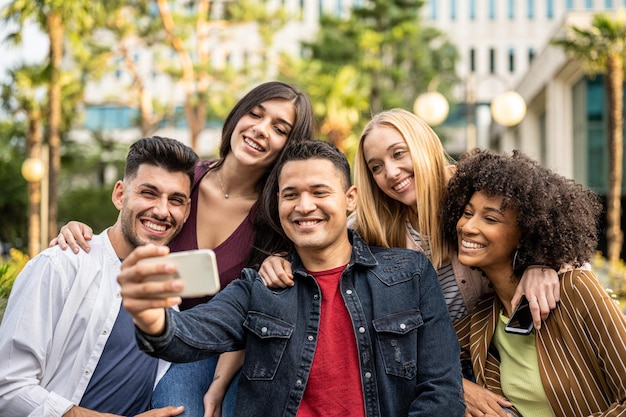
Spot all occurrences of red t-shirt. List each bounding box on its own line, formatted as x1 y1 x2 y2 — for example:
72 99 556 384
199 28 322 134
297 265 366 417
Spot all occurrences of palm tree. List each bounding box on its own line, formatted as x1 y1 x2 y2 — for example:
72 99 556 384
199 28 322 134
553 12 626 262
1 65 47 256
1 1 117 243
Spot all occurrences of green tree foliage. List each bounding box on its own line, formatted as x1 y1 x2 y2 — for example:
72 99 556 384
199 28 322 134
553 12 626 262
0 122 28 250
303 0 458 113
1 0 125 241
279 0 458 151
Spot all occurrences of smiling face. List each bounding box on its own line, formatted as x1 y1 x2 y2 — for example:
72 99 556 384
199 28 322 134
362 125 417 208
277 159 357 267
229 98 295 170
456 191 522 280
111 164 191 257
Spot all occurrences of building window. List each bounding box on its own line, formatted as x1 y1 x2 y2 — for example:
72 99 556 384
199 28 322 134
528 47 535 63
336 0 342 16
566 0 573 10
606 0 614 8
527 0 534 18
489 48 496 73
429 0 437 19
508 48 515 72
470 48 476 72
451 0 456 20
470 0 476 20
586 77 607 192
508 0 515 19
585 0 593 9
547 0 554 18
489 0 496 19
84 105 139 130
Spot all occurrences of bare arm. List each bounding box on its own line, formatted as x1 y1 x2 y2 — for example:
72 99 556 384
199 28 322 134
49 221 94 253
462 379 512 417
512 266 560 330
203 350 245 417
64 405 184 417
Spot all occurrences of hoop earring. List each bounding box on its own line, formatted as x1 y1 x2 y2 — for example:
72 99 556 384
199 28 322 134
512 249 519 270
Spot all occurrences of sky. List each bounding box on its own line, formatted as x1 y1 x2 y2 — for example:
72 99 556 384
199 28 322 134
0 0 48 81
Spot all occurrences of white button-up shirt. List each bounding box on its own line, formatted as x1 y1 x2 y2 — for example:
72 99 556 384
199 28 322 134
0 229 166 417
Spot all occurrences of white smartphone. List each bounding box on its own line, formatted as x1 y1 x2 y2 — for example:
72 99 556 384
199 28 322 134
137 249 221 297
504 296 534 335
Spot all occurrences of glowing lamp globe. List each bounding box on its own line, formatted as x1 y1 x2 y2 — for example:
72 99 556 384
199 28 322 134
413 92 450 127
21 158 46 182
490 91 527 126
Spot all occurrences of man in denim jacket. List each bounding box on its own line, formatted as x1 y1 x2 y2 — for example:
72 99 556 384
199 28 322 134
119 140 465 417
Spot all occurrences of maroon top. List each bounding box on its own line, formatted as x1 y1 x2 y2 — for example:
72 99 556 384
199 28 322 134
169 161 257 310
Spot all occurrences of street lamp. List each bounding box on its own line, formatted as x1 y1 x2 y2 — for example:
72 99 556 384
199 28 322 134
21 145 49 257
412 91 450 127
413 76 527 151
490 90 526 126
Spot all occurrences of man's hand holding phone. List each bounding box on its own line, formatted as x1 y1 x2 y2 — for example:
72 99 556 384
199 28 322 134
118 245 182 336
137 248 220 297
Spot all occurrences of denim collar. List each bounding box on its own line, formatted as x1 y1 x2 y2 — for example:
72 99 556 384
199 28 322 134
288 229 378 278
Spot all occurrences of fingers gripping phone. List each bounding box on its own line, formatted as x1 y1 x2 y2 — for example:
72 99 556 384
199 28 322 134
138 249 221 297
505 295 534 335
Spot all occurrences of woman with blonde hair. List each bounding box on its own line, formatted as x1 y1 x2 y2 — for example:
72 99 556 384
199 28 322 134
353 108 453 269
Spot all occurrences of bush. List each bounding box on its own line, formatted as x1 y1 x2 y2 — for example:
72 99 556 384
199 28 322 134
591 251 626 314
0 248 29 322
58 186 119 235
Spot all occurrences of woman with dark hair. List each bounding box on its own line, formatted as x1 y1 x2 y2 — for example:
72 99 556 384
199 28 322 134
51 81 315 417
443 148 626 416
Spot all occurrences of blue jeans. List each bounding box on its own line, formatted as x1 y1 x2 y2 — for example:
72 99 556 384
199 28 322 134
152 356 239 417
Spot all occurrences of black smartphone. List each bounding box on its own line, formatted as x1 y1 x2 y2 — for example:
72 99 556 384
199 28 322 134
504 296 534 335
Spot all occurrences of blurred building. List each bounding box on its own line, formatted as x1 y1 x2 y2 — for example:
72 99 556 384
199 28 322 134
73 1 620 185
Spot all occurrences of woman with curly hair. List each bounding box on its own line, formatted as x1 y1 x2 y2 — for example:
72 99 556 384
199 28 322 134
443 148 626 417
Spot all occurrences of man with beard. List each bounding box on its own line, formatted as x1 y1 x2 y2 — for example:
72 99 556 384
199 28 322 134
0 136 197 417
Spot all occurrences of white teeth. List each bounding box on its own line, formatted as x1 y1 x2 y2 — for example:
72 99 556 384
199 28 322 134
393 177 412 191
298 220 319 226
244 137 264 152
144 221 166 232
462 240 484 249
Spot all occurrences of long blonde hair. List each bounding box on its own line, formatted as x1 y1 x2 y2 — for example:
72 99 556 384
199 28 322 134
353 108 454 268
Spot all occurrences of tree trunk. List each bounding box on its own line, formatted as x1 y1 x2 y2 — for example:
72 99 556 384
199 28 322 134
605 53 624 262
47 12 64 242
121 41 154 137
26 113 43 257
157 0 203 152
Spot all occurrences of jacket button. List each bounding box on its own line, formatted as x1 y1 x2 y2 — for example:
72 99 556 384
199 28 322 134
307 335 314 341
359 327 365 333
346 289 353 295
261 327 268 334
399 323 406 330
364 372 372 379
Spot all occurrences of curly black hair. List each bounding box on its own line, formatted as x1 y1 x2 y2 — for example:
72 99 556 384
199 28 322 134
441 148 602 278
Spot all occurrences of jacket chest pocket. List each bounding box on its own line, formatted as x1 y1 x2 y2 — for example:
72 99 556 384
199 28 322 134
373 310 422 380
242 311 294 380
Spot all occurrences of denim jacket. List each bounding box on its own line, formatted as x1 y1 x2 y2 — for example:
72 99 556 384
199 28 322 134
136 230 465 417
